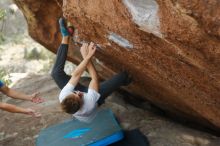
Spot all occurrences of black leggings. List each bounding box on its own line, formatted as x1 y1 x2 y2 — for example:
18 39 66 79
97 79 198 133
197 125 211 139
51 44 129 105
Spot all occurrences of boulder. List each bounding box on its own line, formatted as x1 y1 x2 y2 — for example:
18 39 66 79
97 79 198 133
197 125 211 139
13 0 220 132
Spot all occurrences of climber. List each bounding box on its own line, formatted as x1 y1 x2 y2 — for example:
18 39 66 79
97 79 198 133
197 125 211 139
51 18 131 122
0 80 43 117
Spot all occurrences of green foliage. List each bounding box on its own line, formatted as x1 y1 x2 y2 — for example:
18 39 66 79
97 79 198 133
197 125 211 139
0 33 5 44
24 47 47 60
0 69 12 86
8 7 15 15
0 7 16 21
0 7 17 43
0 9 7 21
0 8 7 44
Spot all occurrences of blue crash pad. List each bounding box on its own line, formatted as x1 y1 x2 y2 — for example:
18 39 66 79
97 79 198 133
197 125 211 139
36 109 124 146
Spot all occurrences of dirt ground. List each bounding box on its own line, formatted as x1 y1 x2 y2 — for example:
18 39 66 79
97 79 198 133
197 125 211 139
0 74 219 146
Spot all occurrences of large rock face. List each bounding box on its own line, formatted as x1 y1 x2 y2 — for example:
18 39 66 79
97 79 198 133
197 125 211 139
13 0 220 132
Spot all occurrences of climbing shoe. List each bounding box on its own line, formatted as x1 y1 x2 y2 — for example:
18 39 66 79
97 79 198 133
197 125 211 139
59 18 69 37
